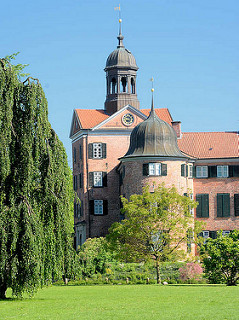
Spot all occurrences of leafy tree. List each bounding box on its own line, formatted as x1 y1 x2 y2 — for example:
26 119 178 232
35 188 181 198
201 230 239 286
0 57 75 299
78 237 116 277
107 184 199 284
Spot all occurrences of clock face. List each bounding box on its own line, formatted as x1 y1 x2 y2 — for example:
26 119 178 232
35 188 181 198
122 113 134 126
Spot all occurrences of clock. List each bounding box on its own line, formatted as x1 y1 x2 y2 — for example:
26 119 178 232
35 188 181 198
122 113 134 126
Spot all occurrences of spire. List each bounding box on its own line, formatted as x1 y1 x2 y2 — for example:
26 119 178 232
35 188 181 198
149 77 156 116
117 16 124 48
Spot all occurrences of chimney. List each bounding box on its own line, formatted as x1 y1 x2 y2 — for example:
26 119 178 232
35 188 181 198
172 121 182 139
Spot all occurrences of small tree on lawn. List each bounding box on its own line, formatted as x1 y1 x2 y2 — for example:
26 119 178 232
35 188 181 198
107 184 199 284
201 230 239 286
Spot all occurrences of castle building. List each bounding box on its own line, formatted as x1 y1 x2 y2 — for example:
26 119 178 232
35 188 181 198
70 24 239 249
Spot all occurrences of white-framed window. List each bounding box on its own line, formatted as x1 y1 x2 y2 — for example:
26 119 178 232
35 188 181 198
188 165 193 178
94 200 103 215
217 165 228 178
222 230 230 236
93 143 102 159
149 163 161 176
196 166 208 178
93 172 103 187
189 193 194 215
202 230 209 243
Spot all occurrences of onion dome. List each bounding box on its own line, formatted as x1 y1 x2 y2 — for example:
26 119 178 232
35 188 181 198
124 97 187 158
105 30 138 71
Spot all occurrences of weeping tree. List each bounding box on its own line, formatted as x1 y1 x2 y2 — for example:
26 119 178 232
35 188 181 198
0 57 76 299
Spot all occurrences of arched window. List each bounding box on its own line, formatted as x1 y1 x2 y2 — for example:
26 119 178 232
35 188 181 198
111 78 116 94
120 77 127 93
131 78 135 94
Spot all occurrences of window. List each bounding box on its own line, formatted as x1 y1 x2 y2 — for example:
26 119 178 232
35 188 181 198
222 230 230 236
234 194 239 216
88 143 106 159
196 194 209 217
217 193 230 217
149 163 161 176
89 172 107 187
202 230 209 243
181 164 187 177
79 144 82 160
93 172 102 187
74 201 81 218
73 175 78 191
73 147 76 163
143 163 167 176
93 143 102 158
189 193 194 215
196 166 208 178
188 165 193 178
94 200 103 215
79 173 83 188
90 200 108 215
229 165 239 177
217 165 228 178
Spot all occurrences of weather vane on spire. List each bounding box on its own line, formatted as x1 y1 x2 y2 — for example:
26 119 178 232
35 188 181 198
114 4 122 33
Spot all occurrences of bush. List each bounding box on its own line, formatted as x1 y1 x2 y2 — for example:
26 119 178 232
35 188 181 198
179 263 203 283
201 230 239 286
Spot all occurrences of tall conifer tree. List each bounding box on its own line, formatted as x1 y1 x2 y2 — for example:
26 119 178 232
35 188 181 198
0 58 75 299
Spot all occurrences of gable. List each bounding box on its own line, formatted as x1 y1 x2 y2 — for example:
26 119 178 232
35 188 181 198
70 106 173 135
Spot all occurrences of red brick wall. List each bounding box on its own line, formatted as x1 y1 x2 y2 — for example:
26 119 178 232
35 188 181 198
121 159 193 198
194 161 239 231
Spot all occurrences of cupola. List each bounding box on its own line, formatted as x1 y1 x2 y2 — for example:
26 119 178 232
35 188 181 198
104 20 140 115
123 96 187 159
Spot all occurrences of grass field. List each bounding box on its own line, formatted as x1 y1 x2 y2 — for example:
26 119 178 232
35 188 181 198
0 284 238 320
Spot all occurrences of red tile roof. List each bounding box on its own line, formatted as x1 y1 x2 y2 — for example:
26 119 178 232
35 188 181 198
178 132 239 159
76 109 109 129
75 108 172 129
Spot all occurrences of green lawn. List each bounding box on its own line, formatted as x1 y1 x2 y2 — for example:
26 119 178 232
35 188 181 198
0 285 238 320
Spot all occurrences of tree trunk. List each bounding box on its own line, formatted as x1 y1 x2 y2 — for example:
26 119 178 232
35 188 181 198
156 259 161 284
0 282 7 300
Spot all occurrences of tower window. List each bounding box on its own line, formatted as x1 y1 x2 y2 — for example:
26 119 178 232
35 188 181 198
131 78 135 94
120 77 127 93
111 78 116 94
149 163 161 176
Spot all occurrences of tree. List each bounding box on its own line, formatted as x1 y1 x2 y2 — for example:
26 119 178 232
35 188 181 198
78 237 116 277
107 184 199 284
201 230 239 286
0 57 75 299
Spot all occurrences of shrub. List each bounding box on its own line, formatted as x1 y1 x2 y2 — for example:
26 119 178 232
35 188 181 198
179 263 203 283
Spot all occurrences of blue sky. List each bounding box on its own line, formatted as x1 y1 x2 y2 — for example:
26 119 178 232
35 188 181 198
1 0 238 166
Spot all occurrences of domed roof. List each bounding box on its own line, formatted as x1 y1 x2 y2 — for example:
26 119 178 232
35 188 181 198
105 33 138 71
123 100 187 159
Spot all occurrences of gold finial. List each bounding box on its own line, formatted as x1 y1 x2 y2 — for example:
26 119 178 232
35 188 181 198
119 18 122 23
150 77 155 112
150 77 154 91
